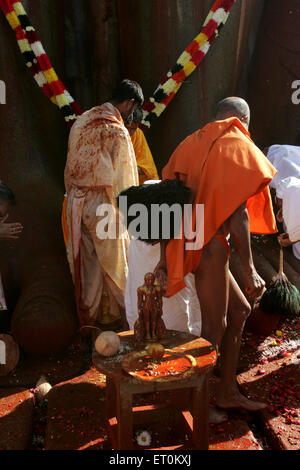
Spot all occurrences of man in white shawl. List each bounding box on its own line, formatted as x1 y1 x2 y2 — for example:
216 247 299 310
276 177 300 259
266 145 300 259
266 144 300 188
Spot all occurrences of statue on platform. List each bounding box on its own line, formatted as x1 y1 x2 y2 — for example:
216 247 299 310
134 272 167 345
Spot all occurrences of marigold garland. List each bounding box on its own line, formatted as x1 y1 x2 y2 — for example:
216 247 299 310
0 0 82 127
141 0 236 130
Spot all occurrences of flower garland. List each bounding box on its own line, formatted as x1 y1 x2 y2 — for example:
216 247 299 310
0 0 82 127
141 0 236 130
0 0 235 131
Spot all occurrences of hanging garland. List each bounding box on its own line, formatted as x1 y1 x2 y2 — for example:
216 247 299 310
141 0 236 130
0 0 235 131
0 0 82 127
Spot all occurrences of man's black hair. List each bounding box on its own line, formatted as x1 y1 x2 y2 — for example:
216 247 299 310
132 106 143 123
111 79 144 106
0 182 16 205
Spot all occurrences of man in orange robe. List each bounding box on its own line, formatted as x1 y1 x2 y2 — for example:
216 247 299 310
155 97 277 411
64 80 143 329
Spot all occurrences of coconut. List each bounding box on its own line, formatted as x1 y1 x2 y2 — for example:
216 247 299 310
94 331 120 356
0 334 20 376
147 343 165 360
35 375 52 401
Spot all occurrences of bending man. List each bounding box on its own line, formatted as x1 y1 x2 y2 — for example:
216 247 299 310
155 97 277 411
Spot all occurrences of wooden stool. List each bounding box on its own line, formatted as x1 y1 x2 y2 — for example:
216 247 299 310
93 330 216 450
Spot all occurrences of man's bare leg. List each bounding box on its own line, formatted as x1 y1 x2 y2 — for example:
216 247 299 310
215 271 266 410
194 236 229 423
194 236 229 352
195 237 266 412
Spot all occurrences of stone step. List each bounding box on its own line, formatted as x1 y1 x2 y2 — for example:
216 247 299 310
44 367 108 450
0 388 34 450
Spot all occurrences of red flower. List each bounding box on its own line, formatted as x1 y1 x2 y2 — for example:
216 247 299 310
191 50 205 67
211 0 223 13
143 101 156 113
38 53 52 71
161 92 176 107
186 40 200 57
221 0 235 13
42 83 54 99
26 30 39 45
0 0 14 16
202 19 218 39
173 68 187 84
51 80 65 96
15 25 26 40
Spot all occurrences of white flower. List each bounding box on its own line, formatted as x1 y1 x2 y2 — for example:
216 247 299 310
177 50 192 67
64 90 74 104
212 8 226 25
136 430 151 447
200 41 210 55
34 71 47 87
31 41 46 57
13 2 26 16
153 102 166 117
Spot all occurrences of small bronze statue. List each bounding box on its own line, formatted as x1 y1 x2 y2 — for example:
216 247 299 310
134 272 168 345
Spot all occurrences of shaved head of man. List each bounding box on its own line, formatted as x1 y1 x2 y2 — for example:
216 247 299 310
215 97 250 129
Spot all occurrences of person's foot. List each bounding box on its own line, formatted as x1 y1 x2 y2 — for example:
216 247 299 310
216 389 267 411
209 406 228 424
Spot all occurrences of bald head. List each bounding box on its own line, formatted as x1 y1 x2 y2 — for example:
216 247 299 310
215 97 250 129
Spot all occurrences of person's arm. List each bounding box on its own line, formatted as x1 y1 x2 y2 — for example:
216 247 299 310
0 215 23 240
227 202 265 299
153 240 169 294
278 233 300 247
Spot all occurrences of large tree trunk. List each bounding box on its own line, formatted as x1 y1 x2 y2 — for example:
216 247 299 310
247 0 300 145
4 0 300 354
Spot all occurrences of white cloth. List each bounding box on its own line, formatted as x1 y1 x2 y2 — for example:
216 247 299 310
125 179 201 335
276 177 300 259
267 145 300 189
125 239 202 336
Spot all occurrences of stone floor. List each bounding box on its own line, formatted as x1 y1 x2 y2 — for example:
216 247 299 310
0 317 299 451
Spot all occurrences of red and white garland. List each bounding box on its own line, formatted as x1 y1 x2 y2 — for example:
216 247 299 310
141 0 236 130
0 0 235 131
0 0 82 127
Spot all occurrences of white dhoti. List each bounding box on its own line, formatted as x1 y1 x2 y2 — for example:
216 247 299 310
125 239 202 336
